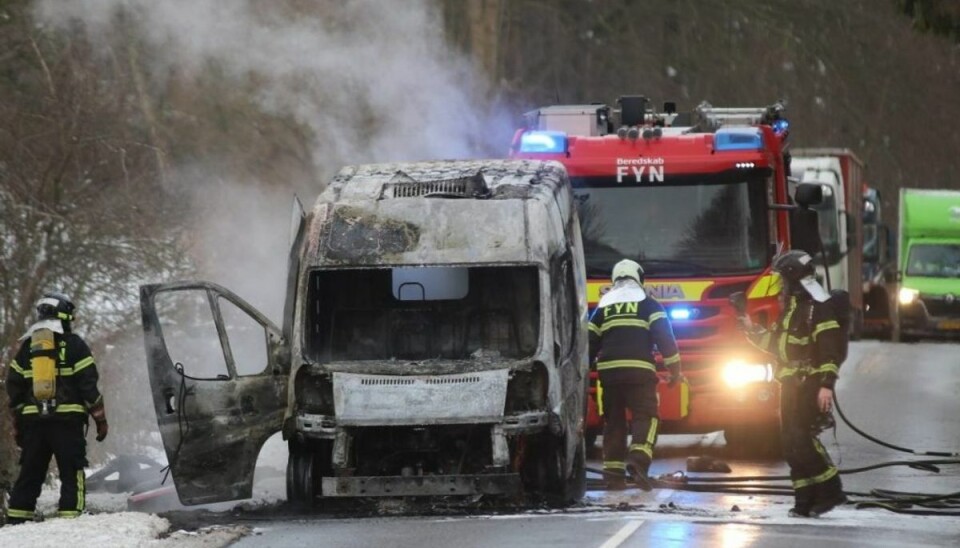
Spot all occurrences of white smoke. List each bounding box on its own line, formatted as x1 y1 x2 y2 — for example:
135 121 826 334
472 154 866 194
34 0 511 318
35 0 501 168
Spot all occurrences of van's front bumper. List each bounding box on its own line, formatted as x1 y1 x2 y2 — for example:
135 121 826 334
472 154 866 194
296 409 550 439
320 473 521 497
899 296 960 337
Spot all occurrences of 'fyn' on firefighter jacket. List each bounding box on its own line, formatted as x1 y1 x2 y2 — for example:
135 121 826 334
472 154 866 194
7 332 103 419
746 295 843 388
588 294 681 383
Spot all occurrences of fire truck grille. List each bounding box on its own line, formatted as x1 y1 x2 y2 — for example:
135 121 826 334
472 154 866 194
672 325 719 340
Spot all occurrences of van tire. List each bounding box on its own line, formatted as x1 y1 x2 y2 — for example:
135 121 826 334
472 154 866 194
521 433 584 507
287 439 330 508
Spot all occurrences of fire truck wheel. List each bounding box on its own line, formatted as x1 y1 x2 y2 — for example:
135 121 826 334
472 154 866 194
723 425 782 459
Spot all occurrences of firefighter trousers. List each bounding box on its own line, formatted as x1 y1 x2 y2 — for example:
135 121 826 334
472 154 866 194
7 418 88 523
780 378 840 494
600 378 659 476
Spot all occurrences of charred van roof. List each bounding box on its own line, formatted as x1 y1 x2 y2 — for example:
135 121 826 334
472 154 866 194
303 159 573 267
320 159 569 203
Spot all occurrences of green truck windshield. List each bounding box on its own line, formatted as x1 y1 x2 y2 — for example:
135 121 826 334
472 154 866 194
572 175 770 278
906 243 960 278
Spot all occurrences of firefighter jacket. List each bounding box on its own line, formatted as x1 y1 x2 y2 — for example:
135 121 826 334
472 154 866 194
588 293 681 384
746 294 843 389
6 331 103 420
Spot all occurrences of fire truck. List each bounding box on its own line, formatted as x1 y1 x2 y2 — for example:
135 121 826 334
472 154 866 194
510 96 803 454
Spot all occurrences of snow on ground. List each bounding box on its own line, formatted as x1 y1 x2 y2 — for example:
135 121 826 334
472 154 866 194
0 513 249 547
3 483 249 547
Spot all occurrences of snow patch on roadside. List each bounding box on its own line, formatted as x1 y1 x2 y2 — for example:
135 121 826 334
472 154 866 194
0 513 249 548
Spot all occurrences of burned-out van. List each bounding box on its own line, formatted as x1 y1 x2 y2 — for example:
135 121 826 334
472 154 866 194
141 160 588 506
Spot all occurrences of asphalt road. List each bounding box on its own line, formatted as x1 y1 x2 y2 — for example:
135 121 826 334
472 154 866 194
226 341 960 548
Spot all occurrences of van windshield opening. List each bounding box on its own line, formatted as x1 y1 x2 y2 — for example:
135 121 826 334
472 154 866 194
304 266 540 361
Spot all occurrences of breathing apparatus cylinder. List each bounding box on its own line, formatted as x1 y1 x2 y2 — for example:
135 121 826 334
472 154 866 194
30 328 58 414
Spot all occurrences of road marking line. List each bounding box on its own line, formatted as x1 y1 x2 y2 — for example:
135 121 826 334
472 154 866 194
598 519 644 548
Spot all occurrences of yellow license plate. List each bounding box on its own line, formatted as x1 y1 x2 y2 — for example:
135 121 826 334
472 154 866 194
938 320 960 330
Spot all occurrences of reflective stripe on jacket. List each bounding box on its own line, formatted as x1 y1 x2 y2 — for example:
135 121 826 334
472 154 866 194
588 296 681 383
746 295 843 389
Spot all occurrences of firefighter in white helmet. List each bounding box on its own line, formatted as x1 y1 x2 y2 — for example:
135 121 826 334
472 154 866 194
588 259 681 490
5 293 108 525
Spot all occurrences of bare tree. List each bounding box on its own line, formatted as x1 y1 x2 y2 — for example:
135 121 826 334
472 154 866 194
0 2 190 508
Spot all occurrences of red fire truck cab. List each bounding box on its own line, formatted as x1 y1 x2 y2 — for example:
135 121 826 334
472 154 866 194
511 96 798 454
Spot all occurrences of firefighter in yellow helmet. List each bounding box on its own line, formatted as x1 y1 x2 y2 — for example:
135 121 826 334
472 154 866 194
5 293 108 525
588 259 681 490
738 251 847 517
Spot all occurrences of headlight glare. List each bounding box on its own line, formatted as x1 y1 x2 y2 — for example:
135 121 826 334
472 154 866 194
899 287 919 305
722 360 773 387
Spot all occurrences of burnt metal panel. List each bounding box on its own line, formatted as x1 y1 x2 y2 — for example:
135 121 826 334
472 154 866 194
320 473 521 497
333 370 509 426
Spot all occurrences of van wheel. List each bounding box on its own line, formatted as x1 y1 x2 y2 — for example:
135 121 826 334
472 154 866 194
585 432 600 457
564 438 587 503
521 433 584 507
286 440 319 508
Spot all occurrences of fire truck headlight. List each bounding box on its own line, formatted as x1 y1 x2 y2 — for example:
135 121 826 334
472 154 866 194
722 360 773 388
899 287 919 305
669 307 692 320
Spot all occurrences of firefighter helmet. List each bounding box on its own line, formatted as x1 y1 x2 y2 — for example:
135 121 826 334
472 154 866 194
772 251 816 285
36 292 76 322
612 259 644 284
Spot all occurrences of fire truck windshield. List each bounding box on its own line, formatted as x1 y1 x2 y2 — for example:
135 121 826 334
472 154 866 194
572 175 771 278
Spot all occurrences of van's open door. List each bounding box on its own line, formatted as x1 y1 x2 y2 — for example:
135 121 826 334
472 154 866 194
140 281 288 505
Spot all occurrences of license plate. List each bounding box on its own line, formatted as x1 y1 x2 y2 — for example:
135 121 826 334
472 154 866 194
938 320 960 330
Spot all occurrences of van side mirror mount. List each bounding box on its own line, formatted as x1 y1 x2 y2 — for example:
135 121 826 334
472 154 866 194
789 208 822 257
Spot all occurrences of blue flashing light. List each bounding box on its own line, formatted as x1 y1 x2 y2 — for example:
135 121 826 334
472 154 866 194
772 118 790 135
519 131 568 154
669 307 692 321
714 128 764 152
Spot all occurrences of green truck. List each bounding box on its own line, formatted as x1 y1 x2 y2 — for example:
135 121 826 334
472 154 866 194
896 188 960 341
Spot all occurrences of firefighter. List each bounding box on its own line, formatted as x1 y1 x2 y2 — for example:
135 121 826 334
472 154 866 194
589 259 681 491
738 251 847 517
5 293 108 525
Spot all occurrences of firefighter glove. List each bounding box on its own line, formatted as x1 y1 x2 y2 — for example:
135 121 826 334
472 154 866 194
95 418 109 442
667 372 682 388
90 401 109 442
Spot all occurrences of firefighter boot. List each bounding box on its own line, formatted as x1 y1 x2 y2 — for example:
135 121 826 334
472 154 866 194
810 475 847 517
788 485 816 518
626 452 653 492
602 469 627 491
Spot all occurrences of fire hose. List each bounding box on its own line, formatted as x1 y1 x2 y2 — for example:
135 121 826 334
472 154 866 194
583 390 960 516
